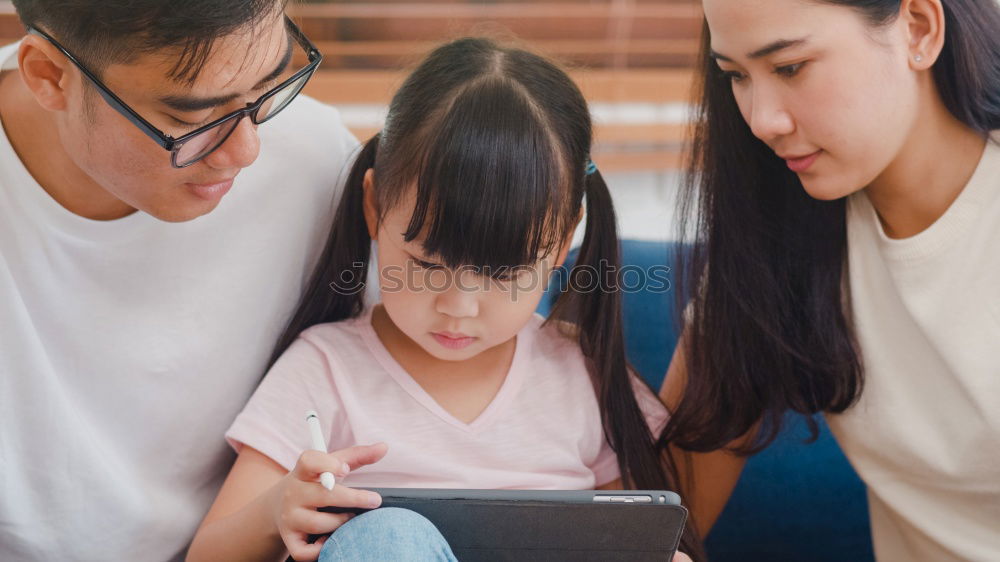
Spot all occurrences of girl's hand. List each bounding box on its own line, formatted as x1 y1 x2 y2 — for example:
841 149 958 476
673 553 693 562
272 443 388 561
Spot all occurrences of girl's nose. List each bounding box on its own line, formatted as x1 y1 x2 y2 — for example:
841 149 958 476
434 271 480 318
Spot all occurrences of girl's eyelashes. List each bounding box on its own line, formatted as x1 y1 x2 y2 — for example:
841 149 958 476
410 256 523 281
413 257 444 270
490 269 518 282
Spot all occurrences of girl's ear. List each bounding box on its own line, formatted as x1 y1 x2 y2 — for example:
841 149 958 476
554 208 585 268
900 0 945 70
362 168 378 240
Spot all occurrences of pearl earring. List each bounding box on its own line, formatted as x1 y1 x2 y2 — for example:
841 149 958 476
914 54 924 63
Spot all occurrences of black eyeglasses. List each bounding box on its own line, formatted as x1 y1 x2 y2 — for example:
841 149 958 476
29 17 323 168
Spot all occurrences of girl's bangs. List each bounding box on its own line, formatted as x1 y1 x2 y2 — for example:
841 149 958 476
402 79 572 271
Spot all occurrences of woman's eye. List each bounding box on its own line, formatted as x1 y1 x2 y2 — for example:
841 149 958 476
775 62 806 78
720 70 747 84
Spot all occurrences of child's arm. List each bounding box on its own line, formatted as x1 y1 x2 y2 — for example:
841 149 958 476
187 443 387 562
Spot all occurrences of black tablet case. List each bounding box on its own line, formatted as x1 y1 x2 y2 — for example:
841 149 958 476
344 497 687 561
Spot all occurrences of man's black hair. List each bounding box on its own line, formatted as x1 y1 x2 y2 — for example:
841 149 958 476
12 0 288 83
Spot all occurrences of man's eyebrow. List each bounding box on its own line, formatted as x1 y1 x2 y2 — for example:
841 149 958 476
157 32 295 113
710 38 809 62
158 92 241 113
252 31 294 90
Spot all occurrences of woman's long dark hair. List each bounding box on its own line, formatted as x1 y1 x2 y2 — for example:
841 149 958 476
272 38 704 558
668 0 1000 457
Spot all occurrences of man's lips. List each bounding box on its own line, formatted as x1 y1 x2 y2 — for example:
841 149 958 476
185 177 236 201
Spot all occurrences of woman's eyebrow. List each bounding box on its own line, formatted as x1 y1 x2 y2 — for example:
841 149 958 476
711 37 810 62
157 34 295 112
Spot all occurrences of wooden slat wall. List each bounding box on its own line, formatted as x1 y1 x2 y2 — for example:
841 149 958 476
0 1 702 171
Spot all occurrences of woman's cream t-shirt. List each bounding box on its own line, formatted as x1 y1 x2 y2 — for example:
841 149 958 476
828 132 1000 561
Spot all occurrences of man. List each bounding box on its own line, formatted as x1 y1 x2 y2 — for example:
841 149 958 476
0 1 358 559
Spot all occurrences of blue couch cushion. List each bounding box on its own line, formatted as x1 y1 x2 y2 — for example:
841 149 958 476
540 240 874 561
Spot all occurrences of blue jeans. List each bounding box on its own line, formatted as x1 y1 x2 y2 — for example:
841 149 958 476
318 508 458 562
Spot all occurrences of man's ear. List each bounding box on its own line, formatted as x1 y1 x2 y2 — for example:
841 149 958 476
362 168 379 240
17 34 74 112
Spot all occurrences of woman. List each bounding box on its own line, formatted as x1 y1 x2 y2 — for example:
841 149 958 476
661 0 1000 559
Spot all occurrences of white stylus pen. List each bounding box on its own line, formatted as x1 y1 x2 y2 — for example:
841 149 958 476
305 410 336 490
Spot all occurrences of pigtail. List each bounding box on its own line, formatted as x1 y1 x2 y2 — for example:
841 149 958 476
265 36 706 557
266 134 381 369
551 169 705 561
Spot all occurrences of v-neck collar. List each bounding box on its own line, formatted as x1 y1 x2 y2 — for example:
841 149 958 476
357 307 531 433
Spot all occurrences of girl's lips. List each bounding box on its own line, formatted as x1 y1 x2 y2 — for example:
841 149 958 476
784 150 822 173
431 332 476 350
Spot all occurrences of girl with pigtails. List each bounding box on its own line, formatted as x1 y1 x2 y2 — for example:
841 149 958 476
188 38 699 562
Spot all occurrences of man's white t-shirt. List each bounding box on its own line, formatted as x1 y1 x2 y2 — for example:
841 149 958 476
0 42 358 560
829 132 1000 561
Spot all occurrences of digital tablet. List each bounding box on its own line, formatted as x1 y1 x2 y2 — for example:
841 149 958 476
319 488 688 561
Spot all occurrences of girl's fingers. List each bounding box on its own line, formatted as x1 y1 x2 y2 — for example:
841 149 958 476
289 508 353 535
323 483 382 509
672 552 693 562
283 532 324 562
281 513 349 561
292 443 388 482
283 480 379 521
292 479 381 510
292 450 352 482
330 442 389 471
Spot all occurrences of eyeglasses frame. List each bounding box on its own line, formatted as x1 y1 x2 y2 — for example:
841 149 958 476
27 16 324 168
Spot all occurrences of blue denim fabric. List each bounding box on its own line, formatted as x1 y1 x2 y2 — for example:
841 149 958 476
318 508 458 562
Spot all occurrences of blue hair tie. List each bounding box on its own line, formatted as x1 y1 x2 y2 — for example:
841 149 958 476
585 159 598 176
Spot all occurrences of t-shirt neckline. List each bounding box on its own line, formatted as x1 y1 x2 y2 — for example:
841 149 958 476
859 131 1000 263
356 305 531 434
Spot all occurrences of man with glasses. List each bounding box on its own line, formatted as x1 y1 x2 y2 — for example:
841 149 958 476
0 1 360 559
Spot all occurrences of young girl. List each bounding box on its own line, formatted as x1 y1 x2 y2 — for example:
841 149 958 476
660 0 1000 560
187 38 698 562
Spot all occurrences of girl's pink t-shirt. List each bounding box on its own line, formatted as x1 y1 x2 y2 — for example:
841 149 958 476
226 308 668 489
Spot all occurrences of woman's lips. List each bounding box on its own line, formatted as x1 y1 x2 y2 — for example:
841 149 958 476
431 332 476 350
783 150 822 173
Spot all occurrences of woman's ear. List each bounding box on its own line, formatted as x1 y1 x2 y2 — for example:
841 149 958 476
900 0 945 70
17 34 73 112
362 168 379 240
